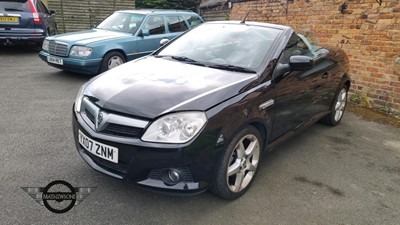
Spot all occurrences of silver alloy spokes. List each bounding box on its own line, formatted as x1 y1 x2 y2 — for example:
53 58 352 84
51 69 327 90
108 56 124 69
334 88 347 122
227 134 260 192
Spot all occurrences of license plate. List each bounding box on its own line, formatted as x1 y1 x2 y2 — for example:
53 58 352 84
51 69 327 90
47 56 63 65
78 130 118 163
0 16 19 23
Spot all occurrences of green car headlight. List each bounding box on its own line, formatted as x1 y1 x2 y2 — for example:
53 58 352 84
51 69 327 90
42 39 49 51
70 46 93 57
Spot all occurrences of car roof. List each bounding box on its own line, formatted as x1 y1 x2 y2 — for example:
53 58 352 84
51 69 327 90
205 20 291 31
116 9 197 15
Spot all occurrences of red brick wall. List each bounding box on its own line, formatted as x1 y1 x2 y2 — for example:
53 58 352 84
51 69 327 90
230 0 400 113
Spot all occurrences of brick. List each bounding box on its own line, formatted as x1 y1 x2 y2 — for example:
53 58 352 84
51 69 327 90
360 40 372 45
373 99 387 106
386 53 399 58
353 35 364 40
380 14 395 19
366 46 379 51
381 86 394 91
393 98 400 104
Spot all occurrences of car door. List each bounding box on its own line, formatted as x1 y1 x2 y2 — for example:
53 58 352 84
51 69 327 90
296 34 340 116
136 15 167 57
269 33 324 141
163 15 188 41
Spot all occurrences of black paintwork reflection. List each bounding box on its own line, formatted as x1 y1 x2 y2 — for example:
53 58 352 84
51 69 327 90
269 48 342 141
86 57 258 119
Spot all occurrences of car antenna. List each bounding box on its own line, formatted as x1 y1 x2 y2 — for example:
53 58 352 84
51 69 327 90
240 10 251 24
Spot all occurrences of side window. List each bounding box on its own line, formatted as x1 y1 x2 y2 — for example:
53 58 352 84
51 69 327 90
183 15 203 28
143 16 165 35
36 1 49 14
279 33 313 64
128 14 145 33
166 16 188 33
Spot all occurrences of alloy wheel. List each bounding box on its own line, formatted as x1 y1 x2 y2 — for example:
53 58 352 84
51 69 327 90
334 88 347 122
107 56 124 69
226 134 260 192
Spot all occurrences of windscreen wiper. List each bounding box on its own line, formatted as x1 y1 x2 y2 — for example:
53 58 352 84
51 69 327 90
155 55 205 67
208 64 256 73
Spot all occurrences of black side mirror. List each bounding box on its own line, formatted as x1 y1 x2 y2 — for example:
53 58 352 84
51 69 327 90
289 55 314 71
272 63 291 80
139 29 150 37
49 10 56 15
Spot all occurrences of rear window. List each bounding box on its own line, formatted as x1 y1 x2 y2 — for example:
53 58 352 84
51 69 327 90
142 16 165 35
183 15 203 28
0 1 31 12
166 16 188 33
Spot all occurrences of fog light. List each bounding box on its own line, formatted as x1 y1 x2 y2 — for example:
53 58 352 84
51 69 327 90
160 168 182 186
168 169 180 182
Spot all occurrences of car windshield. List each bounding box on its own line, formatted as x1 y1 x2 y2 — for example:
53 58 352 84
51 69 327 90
96 12 145 33
157 23 282 71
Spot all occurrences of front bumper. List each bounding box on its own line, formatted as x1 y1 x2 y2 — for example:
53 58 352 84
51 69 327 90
72 109 215 194
39 51 102 75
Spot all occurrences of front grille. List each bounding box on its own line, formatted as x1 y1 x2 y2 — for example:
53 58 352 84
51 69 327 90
82 102 145 138
102 123 144 138
85 109 95 123
48 41 68 56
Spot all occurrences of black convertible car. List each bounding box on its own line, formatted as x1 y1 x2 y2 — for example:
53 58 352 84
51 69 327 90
72 21 350 199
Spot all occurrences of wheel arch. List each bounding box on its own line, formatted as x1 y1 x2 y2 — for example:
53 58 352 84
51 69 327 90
219 117 270 154
249 121 268 151
103 49 128 62
343 73 351 90
328 72 351 110
98 49 128 73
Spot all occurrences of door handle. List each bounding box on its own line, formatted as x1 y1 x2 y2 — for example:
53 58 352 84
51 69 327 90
322 72 329 79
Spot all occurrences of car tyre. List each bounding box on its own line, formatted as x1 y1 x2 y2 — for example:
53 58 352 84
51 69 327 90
210 126 263 199
99 51 126 73
320 85 348 126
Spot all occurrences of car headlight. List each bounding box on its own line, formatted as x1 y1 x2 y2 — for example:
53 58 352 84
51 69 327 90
74 83 87 113
42 39 49 51
70 46 93 57
142 112 207 144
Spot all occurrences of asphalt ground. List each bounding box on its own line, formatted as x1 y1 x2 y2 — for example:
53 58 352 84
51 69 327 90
0 46 399 225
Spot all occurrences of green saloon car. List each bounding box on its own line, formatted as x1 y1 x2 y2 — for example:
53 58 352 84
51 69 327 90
38 9 203 74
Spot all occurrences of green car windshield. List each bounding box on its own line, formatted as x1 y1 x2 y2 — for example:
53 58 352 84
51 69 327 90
96 12 145 34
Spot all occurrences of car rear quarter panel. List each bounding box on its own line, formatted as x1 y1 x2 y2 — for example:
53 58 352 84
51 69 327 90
323 46 351 108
